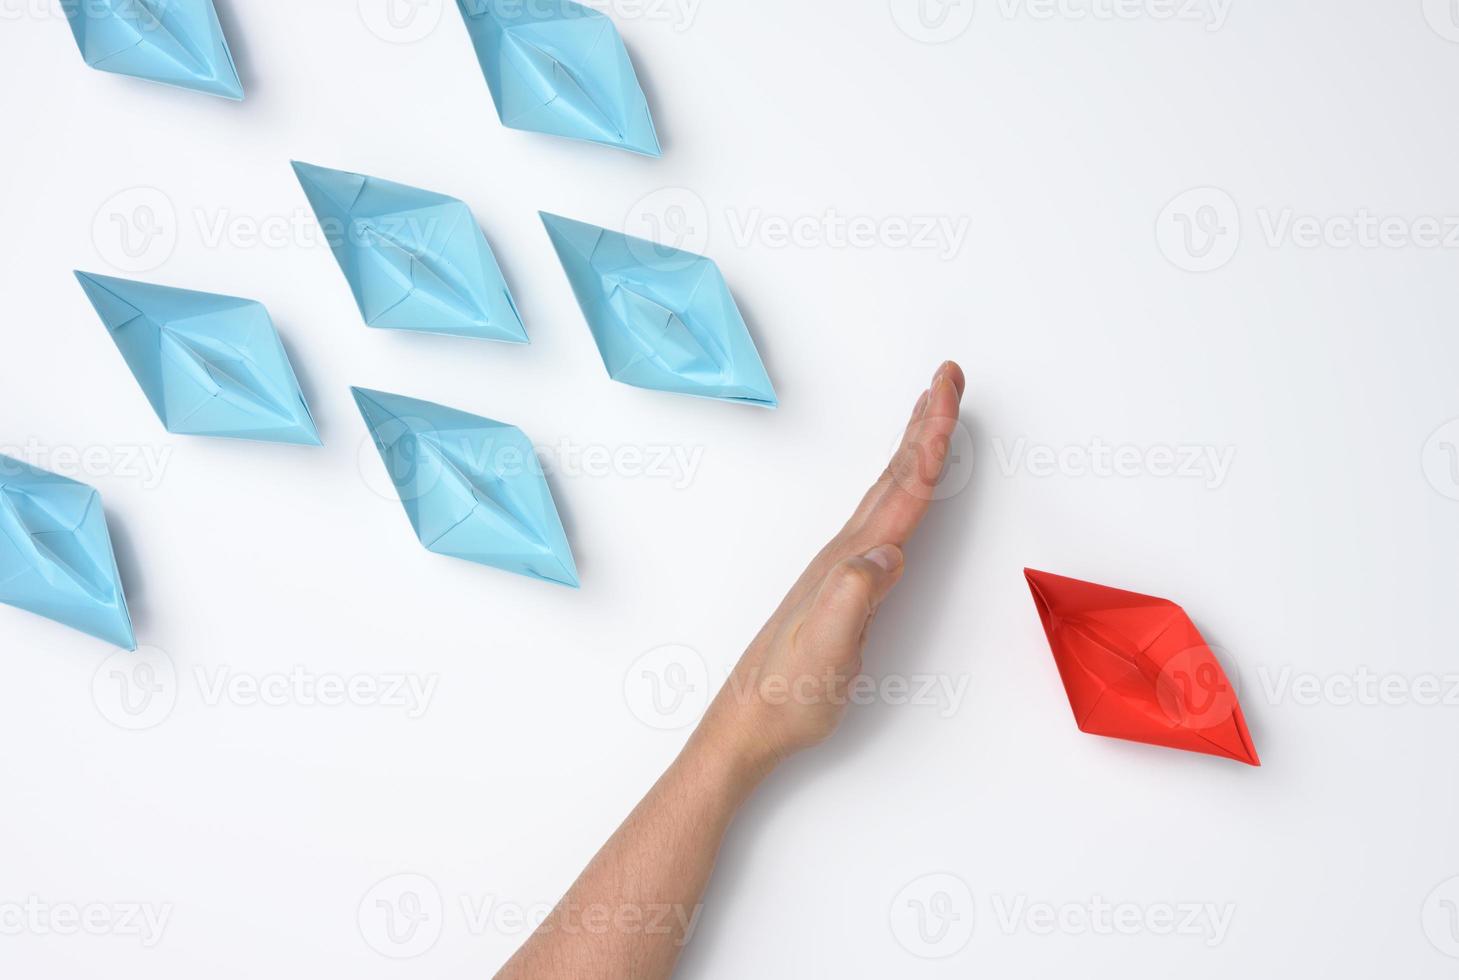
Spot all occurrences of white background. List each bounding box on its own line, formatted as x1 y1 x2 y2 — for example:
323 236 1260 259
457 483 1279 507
2 0 1458 976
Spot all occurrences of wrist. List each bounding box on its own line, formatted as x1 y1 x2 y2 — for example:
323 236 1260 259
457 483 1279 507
681 696 780 804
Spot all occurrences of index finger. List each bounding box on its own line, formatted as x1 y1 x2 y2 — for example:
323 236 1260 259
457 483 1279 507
852 361 965 546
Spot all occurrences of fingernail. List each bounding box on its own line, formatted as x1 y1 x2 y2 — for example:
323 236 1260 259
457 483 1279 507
864 545 902 572
933 360 952 383
915 389 930 418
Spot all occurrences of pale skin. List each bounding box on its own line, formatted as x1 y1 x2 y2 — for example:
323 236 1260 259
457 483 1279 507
495 361 967 980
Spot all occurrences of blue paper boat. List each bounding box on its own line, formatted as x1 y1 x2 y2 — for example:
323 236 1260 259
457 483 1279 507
75 272 321 446
455 0 660 156
540 213 776 406
293 162 528 343
61 0 244 100
0 455 136 649
353 388 579 587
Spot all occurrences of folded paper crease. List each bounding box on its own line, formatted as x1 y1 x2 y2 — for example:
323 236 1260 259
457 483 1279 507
0 456 135 649
454 0 660 156
75 272 320 446
541 213 776 406
61 0 244 99
293 162 528 343
1024 568 1260 766
352 388 578 587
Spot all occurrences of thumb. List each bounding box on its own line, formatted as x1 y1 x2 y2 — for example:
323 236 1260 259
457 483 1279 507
801 545 905 654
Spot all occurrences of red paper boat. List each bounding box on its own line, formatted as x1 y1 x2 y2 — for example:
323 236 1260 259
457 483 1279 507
1024 569 1260 766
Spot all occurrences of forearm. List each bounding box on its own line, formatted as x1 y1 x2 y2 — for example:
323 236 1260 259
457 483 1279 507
495 704 773 979
494 363 963 979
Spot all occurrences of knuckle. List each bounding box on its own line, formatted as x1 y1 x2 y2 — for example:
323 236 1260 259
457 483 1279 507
827 559 875 597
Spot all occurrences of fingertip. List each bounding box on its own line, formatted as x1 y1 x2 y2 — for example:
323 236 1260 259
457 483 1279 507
925 371 962 419
941 361 966 398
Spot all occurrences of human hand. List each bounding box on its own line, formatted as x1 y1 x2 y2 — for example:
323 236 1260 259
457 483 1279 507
699 361 966 774
495 362 966 980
